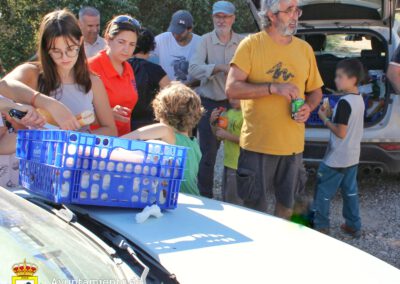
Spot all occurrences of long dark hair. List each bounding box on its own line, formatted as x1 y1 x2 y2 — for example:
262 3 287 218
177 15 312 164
37 9 91 95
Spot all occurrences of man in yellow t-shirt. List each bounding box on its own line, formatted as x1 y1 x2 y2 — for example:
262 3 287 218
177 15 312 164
226 0 323 219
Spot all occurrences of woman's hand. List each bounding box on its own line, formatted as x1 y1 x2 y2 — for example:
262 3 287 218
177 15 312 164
4 104 45 129
16 104 45 128
45 100 80 130
113 105 132 123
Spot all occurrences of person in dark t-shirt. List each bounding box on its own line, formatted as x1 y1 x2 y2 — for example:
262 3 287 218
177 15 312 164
128 28 170 130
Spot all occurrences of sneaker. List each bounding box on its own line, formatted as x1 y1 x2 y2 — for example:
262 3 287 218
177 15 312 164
340 224 361 239
315 227 330 235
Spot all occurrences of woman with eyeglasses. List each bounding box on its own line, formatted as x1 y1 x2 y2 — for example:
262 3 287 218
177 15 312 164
4 9 116 136
89 15 140 136
0 10 117 187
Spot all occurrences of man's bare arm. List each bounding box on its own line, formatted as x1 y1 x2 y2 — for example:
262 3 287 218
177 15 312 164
387 64 400 94
226 64 299 101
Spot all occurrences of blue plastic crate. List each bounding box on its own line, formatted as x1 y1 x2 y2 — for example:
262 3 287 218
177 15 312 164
16 130 187 179
70 169 182 209
19 159 182 209
19 159 79 204
17 130 188 209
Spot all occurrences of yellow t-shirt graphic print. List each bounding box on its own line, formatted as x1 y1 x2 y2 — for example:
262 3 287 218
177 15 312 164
267 62 295 82
231 31 323 155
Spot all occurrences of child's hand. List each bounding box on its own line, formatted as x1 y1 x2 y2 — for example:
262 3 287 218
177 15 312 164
318 105 330 120
327 106 332 117
215 127 230 140
209 108 221 124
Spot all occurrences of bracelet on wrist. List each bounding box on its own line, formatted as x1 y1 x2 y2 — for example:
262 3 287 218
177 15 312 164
30 91 41 108
323 117 330 125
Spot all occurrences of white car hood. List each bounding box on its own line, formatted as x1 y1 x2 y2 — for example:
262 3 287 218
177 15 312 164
71 194 400 284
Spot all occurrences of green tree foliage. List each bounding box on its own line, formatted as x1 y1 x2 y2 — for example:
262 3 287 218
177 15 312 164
135 0 258 36
0 0 138 71
0 0 258 71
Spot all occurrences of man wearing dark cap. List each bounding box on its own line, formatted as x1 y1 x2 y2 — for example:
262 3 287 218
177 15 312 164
153 10 201 84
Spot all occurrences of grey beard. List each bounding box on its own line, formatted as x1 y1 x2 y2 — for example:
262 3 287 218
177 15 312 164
278 23 298 36
215 27 232 36
283 27 297 36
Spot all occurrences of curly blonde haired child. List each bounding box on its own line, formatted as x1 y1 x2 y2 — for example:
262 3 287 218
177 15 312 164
123 82 204 196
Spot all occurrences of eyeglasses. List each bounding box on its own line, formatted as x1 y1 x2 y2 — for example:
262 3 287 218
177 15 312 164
112 15 141 30
276 7 302 18
49 46 80 59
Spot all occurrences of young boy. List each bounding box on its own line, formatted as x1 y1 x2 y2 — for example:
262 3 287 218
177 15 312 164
313 58 365 238
210 99 243 205
122 82 204 196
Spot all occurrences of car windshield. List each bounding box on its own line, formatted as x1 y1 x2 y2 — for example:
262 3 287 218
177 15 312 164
0 189 126 282
323 34 375 57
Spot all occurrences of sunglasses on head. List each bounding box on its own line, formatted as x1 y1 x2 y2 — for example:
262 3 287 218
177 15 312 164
112 15 141 30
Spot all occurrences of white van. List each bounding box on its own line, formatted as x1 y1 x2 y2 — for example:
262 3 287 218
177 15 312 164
247 0 400 176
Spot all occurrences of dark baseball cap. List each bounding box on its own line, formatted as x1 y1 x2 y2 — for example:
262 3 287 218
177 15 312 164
168 10 193 35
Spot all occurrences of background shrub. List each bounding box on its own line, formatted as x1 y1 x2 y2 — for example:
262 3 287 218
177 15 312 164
0 0 258 72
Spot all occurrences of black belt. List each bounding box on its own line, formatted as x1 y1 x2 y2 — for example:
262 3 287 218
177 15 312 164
200 96 229 103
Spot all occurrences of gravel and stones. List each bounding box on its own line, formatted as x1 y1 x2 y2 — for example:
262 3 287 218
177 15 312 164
212 145 400 269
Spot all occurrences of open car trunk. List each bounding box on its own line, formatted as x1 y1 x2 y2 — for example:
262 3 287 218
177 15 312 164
298 30 390 128
299 0 396 27
250 0 397 26
247 0 397 128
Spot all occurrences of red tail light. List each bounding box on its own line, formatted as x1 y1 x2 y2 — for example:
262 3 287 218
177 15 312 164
378 143 400 151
